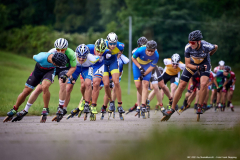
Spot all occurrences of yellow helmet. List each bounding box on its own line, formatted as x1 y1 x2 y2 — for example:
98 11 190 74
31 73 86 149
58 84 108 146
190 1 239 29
95 38 107 53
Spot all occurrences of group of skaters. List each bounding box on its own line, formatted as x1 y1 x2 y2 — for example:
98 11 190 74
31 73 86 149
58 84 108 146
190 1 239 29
3 29 236 123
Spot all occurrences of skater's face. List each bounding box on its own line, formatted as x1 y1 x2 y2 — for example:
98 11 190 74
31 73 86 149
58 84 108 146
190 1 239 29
108 43 117 50
145 49 155 56
172 63 178 69
220 66 225 70
56 48 67 54
77 57 86 64
189 41 200 50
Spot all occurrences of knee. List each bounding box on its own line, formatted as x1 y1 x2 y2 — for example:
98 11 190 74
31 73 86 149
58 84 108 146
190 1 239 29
85 81 91 88
41 85 49 93
66 85 73 94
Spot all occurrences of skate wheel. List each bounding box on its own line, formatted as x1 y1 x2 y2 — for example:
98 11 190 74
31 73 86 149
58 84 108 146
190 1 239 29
3 116 12 123
78 110 83 118
100 113 104 120
84 113 87 121
108 112 111 120
120 114 124 120
94 114 96 121
113 112 115 119
52 116 57 122
138 112 140 118
57 115 63 122
197 114 200 122
66 114 72 120
161 116 167 122
148 112 150 118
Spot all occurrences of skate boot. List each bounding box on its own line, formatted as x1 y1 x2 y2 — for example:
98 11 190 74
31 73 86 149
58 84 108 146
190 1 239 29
194 103 198 112
230 103 234 112
154 105 159 114
40 108 49 123
83 104 90 121
3 108 17 123
227 101 231 108
161 108 175 122
146 105 150 118
222 104 226 112
108 101 115 120
179 105 185 113
100 105 107 120
118 106 125 120
126 104 137 115
202 103 207 112
217 103 222 112
135 106 141 118
207 104 213 109
52 107 64 122
196 104 203 114
140 106 147 119
12 110 28 122
77 101 85 118
66 108 80 119
90 106 97 121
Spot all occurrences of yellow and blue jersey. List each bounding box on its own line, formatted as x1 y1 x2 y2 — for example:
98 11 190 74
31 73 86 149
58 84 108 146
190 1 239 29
132 46 159 67
106 41 125 55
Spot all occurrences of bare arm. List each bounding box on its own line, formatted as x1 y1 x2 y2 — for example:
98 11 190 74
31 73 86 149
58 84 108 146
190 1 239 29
209 45 218 56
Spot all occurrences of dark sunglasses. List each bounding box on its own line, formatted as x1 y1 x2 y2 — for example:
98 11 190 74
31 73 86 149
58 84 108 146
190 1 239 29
109 42 117 46
172 63 178 66
56 48 67 52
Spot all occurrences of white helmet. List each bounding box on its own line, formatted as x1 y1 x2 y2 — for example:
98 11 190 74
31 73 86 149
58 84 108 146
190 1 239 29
219 60 225 66
54 38 68 49
171 53 180 64
107 32 118 43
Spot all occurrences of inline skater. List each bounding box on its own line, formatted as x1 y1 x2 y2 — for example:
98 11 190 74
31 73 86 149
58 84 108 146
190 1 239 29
100 51 129 120
132 40 159 119
161 53 185 109
15 38 77 122
67 39 110 120
104 32 125 120
3 52 68 122
213 66 231 111
63 44 99 121
161 30 218 121
224 67 236 111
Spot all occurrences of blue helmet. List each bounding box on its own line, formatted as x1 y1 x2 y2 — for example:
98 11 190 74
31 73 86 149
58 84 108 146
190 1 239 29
75 44 90 58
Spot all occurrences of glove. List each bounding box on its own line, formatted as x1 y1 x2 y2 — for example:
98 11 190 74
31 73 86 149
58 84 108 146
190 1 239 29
217 86 223 92
139 75 144 81
60 74 68 83
190 84 194 91
109 80 114 88
69 77 76 84
139 66 145 75
196 65 206 71
104 51 112 59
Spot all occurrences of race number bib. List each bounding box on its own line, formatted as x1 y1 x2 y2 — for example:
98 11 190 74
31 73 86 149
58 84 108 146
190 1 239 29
88 67 93 76
175 77 179 83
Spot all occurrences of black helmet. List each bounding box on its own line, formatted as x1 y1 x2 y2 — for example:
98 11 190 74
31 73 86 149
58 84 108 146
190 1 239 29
146 40 157 49
137 37 148 47
224 66 231 72
188 30 203 41
52 53 68 67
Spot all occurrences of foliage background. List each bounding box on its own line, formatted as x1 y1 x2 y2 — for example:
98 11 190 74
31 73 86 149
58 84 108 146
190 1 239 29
1 0 240 66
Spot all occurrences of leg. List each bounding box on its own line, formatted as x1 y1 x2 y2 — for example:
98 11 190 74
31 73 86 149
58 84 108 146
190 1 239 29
111 73 122 107
64 83 74 108
92 77 102 104
41 80 52 108
172 80 188 110
170 83 177 99
102 76 113 101
14 86 33 110
198 76 209 105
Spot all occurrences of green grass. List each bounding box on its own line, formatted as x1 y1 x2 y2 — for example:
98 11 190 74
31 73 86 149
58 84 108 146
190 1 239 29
110 126 240 160
0 50 239 116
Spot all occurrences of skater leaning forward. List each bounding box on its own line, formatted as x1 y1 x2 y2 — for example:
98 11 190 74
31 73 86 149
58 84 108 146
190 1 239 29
161 30 218 121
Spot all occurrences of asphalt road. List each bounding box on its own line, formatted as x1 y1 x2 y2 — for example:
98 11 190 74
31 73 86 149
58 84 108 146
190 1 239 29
0 108 239 160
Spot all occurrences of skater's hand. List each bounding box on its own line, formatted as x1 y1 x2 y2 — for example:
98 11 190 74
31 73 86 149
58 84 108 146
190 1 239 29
70 77 76 84
139 66 145 75
217 86 223 92
196 65 207 71
60 74 69 83
139 75 144 81
190 84 194 91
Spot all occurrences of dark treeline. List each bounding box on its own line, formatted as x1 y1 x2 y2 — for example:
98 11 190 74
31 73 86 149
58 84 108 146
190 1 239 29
1 0 240 66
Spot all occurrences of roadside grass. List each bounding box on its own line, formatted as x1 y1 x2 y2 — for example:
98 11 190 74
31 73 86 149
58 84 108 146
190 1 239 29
0 50 239 116
110 126 240 160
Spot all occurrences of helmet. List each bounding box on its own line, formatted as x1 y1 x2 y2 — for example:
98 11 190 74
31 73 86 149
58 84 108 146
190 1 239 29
188 30 203 41
107 32 118 43
52 53 68 67
157 66 164 74
146 40 157 49
171 53 181 64
224 66 231 72
137 37 148 47
54 38 68 49
219 60 225 66
75 44 89 59
95 38 107 53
